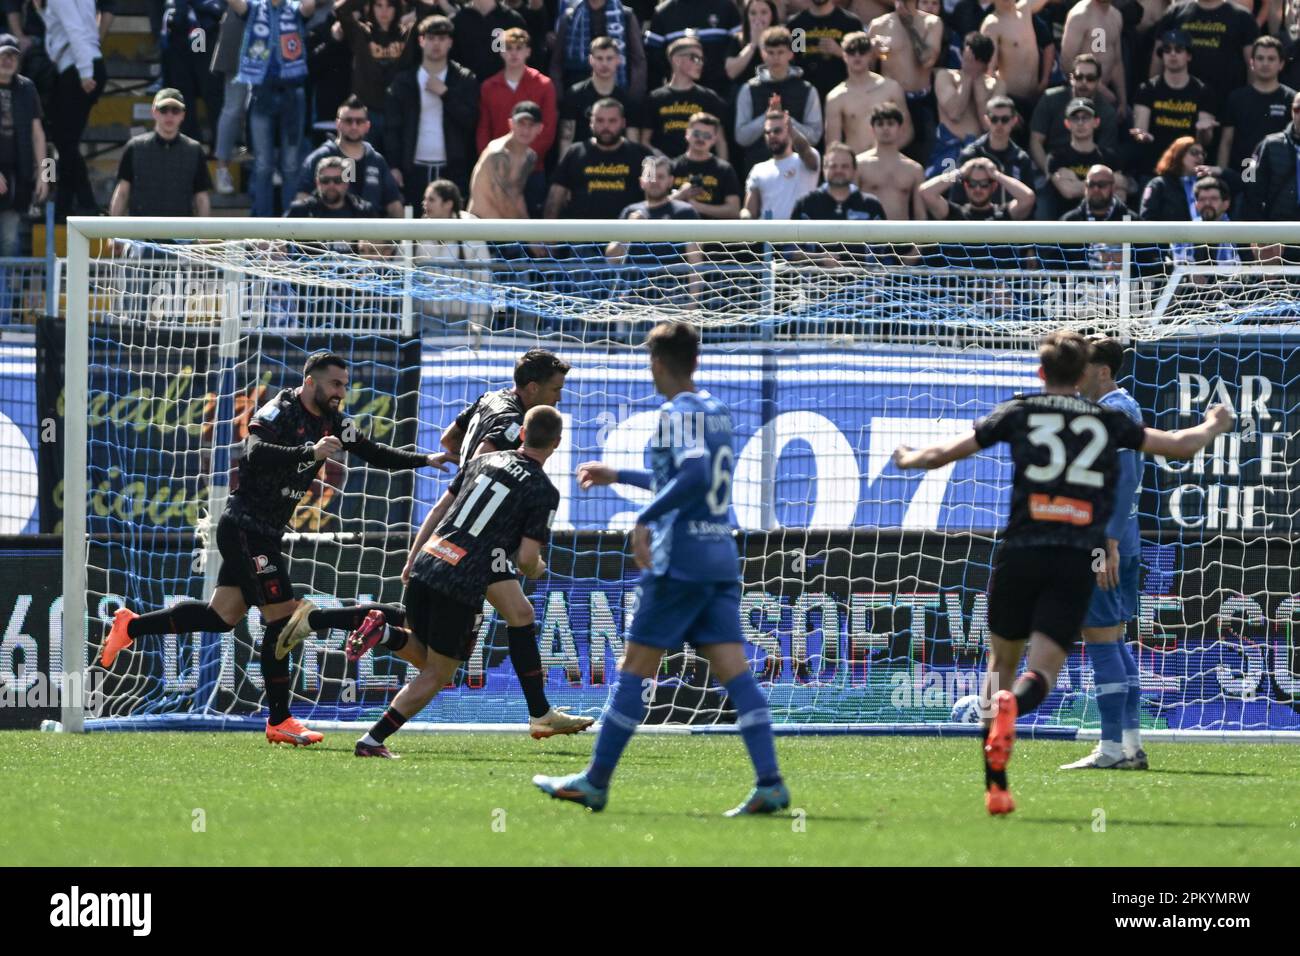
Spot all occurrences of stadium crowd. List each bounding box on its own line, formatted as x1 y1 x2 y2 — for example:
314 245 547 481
15 0 1300 247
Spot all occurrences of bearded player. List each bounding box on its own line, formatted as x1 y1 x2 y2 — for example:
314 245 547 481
100 351 451 746
351 348 592 739
893 331 1231 814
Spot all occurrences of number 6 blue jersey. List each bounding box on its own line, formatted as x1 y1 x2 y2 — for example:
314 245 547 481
640 390 740 582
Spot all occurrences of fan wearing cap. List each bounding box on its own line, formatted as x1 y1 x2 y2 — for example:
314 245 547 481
0 33 46 254
1150 0 1257 94
1131 29 1217 178
1044 97 1125 218
469 100 545 219
476 26 557 214
109 89 213 218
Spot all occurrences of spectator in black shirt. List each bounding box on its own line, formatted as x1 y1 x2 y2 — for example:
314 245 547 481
669 110 741 217
1045 97 1125 218
725 0 778 90
1139 135 1205 221
295 96 404 217
159 0 224 147
644 0 740 93
1247 89 1300 234
1046 163 1136 271
954 95 1033 207
285 155 380 217
551 0 646 102
0 33 45 254
451 0 525 82
109 88 212 218
558 36 643 158
792 141 887 219
605 154 700 265
1218 36 1294 191
642 35 729 160
1151 0 1256 94
546 96 652 219
920 154 1035 219
787 0 862 104
1029 53 1119 177
1131 30 1216 178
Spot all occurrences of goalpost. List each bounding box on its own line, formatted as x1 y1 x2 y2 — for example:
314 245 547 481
59 217 1300 740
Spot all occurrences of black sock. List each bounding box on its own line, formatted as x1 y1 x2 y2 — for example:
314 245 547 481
127 601 233 637
369 705 408 744
308 603 405 632
1012 669 1050 717
380 627 409 652
261 619 292 724
507 624 550 719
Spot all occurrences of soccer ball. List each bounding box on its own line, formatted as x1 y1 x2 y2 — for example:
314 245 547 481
950 695 984 724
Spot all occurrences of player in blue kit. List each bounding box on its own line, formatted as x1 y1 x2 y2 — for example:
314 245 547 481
1061 336 1149 771
532 321 788 815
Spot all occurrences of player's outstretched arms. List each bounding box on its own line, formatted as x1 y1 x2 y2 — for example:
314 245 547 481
1139 405 1233 459
342 421 447 471
516 537 547 579
892 432 981 470
577 461 656 490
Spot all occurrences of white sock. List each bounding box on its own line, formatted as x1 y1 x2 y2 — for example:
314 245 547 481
1122 729 1141 756
1098 739 1123 760
360 733 380 747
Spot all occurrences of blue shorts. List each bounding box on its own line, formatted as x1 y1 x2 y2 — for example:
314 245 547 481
1083 553 1140 628
626 576 743 650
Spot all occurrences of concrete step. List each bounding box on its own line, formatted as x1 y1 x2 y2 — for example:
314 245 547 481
106 57 161 82
102 31 158 61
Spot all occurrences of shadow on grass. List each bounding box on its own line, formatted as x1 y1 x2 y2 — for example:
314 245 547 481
1015 816 1274 830
1142 769 1268 778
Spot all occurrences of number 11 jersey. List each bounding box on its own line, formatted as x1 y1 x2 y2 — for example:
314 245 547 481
411 449 560 603
974 392 1146 552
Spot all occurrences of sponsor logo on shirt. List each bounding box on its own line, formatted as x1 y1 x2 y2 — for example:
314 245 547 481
1028 493 1094 526
253 554 278 574
422 533 468 565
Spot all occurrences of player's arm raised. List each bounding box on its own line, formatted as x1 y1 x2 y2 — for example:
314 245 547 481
577 460 654 490
892 431 981 470
1138 405 1233 459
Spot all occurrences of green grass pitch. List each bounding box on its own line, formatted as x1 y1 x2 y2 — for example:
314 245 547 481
3 732 1297 866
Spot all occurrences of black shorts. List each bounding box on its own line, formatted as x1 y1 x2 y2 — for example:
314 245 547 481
986 546 1096 650
404 578 485 661
215 514 294 607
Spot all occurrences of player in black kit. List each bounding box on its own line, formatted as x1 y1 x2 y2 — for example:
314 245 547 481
893 331 1231 814
401 348 593 739
352 405 564 757
100 352 452 746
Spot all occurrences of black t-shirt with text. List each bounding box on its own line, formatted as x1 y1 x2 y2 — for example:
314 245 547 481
670 154 742 207
787 7 863 102
973 392 1146 551
1047 142 1118 193
554 138 654 219
645 83 729 160
563 80 644 145
1134 74 1216 163
1156 0 1257 94
411 449 559 603
229 387 429 536
1223 83 1296 171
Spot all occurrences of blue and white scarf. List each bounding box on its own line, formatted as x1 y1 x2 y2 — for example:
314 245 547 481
562 0 628 88
236 0 309 86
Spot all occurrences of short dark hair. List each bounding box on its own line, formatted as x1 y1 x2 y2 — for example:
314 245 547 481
305 351 348 377
1087 335 1125 376
688 111 721 131
965 31 994 64
337 94 368 116
591 96 625 117
824 141 857 166
1071 53 1101 77
871 101 905 126
514 348 571 388
1039 331 1090 387
589 35 620 55
761 25 792 48
1193 175 1229 200
645 321 699 378
418 14 452 36
522 405 563 449
1252 35 1284 58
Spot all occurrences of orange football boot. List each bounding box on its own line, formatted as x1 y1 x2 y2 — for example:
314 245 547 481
100 608 138 668
266 716 323 746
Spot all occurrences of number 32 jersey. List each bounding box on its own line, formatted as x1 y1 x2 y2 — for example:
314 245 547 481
410 449 559 603
974 392 1146 552
647 389 740 582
